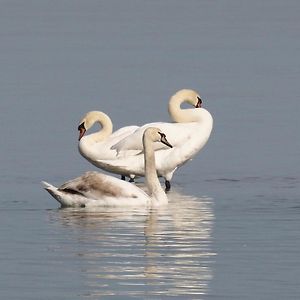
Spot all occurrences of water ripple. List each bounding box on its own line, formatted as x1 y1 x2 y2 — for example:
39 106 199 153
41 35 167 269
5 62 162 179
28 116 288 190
47 188 215 298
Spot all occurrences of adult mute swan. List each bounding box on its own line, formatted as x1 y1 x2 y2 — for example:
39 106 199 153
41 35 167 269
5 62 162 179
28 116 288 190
97 90 213 190
42 128 172 208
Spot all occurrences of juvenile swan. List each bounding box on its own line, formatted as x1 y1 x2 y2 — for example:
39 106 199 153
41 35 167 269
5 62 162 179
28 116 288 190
77 110 139 180
42 128 172 208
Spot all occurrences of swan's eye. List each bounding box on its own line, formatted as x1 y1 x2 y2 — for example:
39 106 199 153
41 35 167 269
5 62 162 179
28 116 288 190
158 132 166 140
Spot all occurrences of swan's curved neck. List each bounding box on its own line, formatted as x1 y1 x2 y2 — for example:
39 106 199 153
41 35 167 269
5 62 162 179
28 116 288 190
143 135 168 204
168 94 199 123
82 114 113 146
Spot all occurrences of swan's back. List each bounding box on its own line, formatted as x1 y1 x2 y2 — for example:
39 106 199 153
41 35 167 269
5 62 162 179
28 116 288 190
111 109 213 154
59 172 133 198
43 171 150 208
112 122 194 153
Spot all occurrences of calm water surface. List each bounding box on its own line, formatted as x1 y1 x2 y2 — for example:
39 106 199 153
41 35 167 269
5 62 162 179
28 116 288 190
1 0 300 299
1 188 214 299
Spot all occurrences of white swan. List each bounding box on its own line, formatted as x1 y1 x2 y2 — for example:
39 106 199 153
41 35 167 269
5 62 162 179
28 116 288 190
96 89 213 190
78 110 140 181
78 89 201 180
42 128 173 208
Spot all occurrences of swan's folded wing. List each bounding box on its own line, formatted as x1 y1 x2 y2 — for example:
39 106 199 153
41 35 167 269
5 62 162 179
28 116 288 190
99 125 139 149
109 125 139 141
58 171 145 199
112 122 198 152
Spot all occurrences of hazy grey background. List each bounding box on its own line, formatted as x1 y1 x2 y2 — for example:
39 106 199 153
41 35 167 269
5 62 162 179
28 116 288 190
0 0 299 299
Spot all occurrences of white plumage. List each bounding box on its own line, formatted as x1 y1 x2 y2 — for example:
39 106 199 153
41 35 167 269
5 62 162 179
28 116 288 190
77 89 212 189
96 90 213 189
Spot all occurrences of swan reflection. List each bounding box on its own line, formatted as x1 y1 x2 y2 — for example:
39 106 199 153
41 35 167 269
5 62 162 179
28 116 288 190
48 187 215 298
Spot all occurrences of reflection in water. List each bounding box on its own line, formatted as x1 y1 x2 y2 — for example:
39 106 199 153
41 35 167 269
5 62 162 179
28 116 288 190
48 187 215 298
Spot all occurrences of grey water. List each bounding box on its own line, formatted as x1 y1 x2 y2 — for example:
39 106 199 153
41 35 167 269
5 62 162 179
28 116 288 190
0 0 299 299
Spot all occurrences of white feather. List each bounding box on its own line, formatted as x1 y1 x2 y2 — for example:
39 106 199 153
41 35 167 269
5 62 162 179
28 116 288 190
78 89 212 185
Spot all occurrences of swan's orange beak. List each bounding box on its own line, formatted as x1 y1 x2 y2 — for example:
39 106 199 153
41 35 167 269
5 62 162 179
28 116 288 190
195 97 202 108
78 123 86 141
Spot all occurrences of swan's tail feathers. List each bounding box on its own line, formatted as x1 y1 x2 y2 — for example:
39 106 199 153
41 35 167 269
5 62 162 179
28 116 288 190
41 181 65 206
41 181 60 195
42 181 55 190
